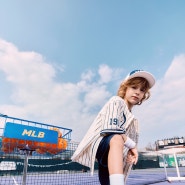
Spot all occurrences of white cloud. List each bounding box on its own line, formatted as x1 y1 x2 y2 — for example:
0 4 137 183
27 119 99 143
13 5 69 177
83 85 111 111
98 64 123 84
98 64 113 83
134 54 185 148
81 69 95 82
0 39 118 141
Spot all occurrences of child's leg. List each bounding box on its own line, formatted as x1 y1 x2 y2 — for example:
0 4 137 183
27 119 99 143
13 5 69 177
96 135 115 185
96 134 125 185
108 134 124 174
108 134 125 185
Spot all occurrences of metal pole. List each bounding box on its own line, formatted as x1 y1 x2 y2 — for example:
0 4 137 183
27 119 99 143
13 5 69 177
173 153 180 178
162 154 168 179
22 150 29 185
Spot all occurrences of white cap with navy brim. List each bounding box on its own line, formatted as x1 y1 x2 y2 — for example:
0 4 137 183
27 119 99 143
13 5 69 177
125 70 155 88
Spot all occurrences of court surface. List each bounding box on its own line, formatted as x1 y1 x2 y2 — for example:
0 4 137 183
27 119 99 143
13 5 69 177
1 168 185 185
127 168 185 185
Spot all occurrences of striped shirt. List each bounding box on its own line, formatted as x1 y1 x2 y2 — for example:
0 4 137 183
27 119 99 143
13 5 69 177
71 96 139 182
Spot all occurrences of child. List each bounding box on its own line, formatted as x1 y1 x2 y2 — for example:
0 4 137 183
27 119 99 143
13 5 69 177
71 70 155 185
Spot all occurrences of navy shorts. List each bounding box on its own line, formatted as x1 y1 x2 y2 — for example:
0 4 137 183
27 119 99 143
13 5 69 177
96 134 115 185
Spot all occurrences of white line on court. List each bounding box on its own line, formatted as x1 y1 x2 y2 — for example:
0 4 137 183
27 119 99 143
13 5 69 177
12 177 19 185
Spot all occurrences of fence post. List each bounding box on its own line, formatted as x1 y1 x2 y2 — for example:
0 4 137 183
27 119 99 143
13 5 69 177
22 149 33 185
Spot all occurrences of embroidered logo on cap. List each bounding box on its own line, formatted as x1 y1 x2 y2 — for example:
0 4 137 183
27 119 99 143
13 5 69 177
129 69 144 76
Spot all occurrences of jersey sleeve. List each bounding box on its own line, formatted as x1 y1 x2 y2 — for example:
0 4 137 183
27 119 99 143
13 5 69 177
100 96 133 136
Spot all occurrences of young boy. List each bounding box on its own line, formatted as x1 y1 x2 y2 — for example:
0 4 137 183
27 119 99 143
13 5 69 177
71 70 155 185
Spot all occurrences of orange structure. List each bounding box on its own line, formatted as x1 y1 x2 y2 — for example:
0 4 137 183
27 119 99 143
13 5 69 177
1 127 67 154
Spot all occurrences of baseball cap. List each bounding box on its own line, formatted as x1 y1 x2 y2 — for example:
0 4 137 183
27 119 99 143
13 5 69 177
124 70 155 88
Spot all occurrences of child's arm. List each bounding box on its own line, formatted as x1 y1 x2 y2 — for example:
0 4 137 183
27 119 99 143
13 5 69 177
122 134 138 165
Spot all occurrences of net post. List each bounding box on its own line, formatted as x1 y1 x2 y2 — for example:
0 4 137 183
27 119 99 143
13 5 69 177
162 154 168 179
21 147 35 185
173 153 180 178
22 151 28 185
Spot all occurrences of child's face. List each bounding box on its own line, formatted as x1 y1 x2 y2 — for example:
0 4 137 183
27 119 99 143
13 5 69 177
124 84 146 110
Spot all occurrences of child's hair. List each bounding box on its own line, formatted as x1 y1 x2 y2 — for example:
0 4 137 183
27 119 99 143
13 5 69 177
117 77 151 105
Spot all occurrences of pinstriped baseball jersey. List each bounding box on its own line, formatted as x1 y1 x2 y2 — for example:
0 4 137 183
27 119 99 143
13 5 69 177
71 96 139 181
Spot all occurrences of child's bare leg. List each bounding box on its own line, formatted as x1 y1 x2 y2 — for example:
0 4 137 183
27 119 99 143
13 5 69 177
108 134 124 174
108 134 125 185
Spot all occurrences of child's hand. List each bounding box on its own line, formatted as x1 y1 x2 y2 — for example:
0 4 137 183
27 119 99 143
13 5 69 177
126 148 138 165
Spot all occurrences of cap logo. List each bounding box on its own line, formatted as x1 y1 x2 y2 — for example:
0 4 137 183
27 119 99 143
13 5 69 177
129 69 143 76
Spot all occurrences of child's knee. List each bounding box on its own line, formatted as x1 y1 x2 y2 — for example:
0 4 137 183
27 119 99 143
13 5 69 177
110 135 124 147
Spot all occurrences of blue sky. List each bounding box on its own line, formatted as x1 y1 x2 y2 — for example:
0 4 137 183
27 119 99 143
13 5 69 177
0 1 185 148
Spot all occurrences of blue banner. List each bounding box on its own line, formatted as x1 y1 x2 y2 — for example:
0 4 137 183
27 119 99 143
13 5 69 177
3 122 58 144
